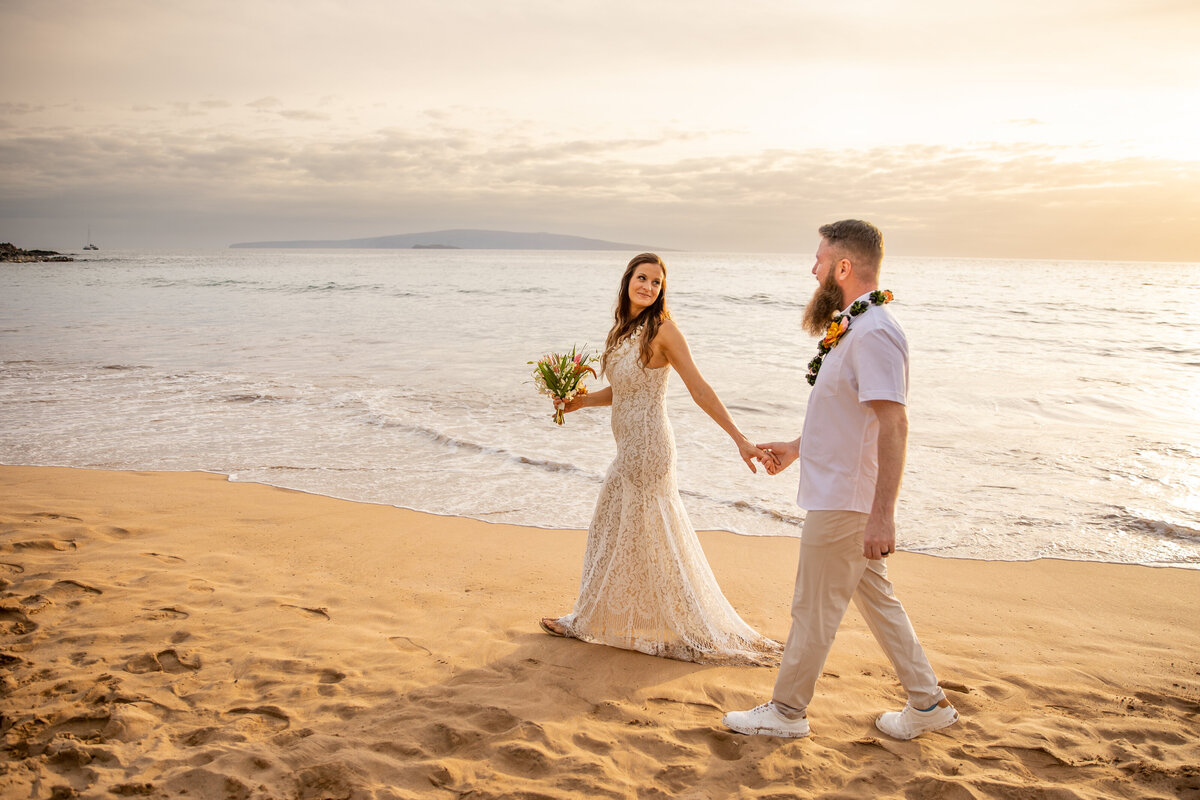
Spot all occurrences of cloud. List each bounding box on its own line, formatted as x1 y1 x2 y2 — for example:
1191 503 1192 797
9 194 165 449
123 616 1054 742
277 109 332 122
0 102 45 115
1 119 1196 259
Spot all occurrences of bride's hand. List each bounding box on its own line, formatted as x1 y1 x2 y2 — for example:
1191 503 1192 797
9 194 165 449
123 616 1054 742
555 396 586 414
737 438 771 474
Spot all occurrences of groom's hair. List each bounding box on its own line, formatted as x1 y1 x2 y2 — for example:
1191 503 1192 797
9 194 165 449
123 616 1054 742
819 219 883 275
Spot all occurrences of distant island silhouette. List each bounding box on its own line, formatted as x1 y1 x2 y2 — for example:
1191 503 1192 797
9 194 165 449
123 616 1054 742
229 229 665 251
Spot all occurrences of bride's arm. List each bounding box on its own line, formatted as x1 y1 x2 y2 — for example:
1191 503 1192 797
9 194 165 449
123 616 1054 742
558 385 612 414
655 320 770 473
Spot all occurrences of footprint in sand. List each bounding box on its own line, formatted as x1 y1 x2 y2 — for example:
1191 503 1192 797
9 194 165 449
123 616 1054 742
0 606 38 635
293 764 356 800
0 562 23 592
655 763 701 794
573 731 615 755
495 742 553 777
125 648 202 674
19 594 53 614
318 669 346 684
469 705 522 735
627 729 703 764
69 651 101 667
421 721 485 757
280 603 330 620
141 552 185 564
45 579 103 603
315 668 347 696
1006 744 1076 770
7 539 77 552
163 768 252 799
677 727 744 762
978 681 1022 702
98 526 134 540
49 714 109 741
141 606 190 621
225 705 291 736
187 579 215 593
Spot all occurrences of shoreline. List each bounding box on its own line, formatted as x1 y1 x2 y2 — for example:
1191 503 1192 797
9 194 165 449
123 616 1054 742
4 461 1197 572
2 465 1199 798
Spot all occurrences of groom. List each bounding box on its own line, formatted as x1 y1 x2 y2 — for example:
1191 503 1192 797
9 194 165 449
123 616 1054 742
724 219 958 740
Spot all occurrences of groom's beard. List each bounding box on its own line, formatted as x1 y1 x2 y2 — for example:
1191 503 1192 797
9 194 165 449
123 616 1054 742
802 268 844 336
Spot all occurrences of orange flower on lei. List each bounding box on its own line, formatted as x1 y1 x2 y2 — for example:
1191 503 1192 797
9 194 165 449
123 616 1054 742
821 316 850 349
806 289 895 386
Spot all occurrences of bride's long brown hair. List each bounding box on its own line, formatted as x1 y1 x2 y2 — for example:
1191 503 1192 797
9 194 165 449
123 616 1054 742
601 252 671 375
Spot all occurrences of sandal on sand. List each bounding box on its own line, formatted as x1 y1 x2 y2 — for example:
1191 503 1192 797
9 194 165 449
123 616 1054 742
539 617 568 637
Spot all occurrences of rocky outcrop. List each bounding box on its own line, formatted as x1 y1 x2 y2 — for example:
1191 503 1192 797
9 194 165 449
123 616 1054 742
0 243 74 262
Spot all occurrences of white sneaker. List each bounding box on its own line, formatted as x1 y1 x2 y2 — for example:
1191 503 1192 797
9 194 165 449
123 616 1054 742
722 702 811 738
875 702 959 740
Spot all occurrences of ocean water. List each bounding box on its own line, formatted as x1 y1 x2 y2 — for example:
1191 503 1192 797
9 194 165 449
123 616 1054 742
2 249 1198 568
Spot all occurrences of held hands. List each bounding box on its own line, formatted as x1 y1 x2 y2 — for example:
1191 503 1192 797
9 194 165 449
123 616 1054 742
755 439 799 476
736 438 776 474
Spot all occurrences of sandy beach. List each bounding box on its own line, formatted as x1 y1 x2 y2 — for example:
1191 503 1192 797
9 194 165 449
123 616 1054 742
1 465 1197 799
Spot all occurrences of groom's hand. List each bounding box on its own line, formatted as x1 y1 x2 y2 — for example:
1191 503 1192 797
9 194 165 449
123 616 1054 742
757 439 799 475
863 513 896 560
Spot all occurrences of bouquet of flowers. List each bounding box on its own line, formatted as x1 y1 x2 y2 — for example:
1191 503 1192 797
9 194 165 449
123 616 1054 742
529 346 599 425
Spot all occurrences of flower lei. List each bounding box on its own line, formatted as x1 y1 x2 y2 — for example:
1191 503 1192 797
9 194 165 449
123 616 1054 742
805 289 894 386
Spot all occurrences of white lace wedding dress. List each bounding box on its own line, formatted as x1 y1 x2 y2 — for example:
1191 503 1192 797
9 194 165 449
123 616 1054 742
555 329 782 666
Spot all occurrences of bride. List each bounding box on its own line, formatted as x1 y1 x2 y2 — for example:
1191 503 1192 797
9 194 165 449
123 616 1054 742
539 253 782 666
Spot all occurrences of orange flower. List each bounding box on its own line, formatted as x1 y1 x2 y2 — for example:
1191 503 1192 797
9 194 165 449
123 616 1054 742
821 316 849 348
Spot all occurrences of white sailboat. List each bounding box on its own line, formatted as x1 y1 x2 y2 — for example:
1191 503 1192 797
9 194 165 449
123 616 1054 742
83 226 98 250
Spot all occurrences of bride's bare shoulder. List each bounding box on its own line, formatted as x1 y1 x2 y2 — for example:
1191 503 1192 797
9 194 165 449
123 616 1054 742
658 316 683 335
656 317 687 344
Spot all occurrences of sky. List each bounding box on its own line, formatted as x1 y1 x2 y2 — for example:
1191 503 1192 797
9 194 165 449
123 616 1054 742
2 0 1198 259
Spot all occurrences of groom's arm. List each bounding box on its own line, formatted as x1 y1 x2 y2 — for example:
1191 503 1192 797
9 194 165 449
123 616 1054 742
862 399 907 560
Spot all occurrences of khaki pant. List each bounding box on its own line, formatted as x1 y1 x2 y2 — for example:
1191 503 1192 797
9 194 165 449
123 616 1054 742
772 510 945 714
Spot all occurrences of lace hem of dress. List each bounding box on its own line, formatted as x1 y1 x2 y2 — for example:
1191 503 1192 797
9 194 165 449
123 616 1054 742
555 616 783 668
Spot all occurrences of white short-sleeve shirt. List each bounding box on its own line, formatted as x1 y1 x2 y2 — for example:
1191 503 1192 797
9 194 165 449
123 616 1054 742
797 293 909 512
